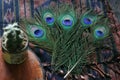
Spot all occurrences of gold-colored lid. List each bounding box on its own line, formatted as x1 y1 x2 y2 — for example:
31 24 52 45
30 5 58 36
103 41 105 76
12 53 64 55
1 23 29 64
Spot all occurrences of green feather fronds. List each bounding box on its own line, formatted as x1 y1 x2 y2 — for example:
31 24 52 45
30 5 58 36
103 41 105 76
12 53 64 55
51 22 95 76
19 3 111 78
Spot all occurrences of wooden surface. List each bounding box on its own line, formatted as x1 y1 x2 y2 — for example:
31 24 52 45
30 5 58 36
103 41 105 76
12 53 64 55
0 39 44 80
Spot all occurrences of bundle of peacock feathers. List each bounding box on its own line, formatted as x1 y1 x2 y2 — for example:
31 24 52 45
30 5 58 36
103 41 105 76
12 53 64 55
19 3 111 78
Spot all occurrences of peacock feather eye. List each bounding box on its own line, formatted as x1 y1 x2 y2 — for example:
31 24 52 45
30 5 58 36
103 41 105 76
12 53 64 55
81 16 95 28
59 14 75 30
95 28 105 37
32 27 44 38
93 25 109 40
83 17 92 25
28 25 46 39
43 12 55 25
80 11 98 28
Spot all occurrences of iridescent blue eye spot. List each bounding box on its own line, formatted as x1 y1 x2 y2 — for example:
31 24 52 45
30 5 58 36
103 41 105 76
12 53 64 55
62 19 73 26
83 18 92 25
95 30 104 37
34 29 44 38
45 16 54 24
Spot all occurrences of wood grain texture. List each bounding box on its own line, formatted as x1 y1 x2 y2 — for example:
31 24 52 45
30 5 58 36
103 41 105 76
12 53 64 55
0 39 44 80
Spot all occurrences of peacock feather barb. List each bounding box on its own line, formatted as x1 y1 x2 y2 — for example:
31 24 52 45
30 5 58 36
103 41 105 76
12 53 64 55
19 4 111 78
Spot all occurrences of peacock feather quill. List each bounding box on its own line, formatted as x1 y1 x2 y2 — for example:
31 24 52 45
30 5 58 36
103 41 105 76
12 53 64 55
19 3 111 78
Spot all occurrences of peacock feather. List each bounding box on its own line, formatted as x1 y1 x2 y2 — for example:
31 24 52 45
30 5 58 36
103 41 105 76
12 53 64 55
19 3 111 78
19 18 54 52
